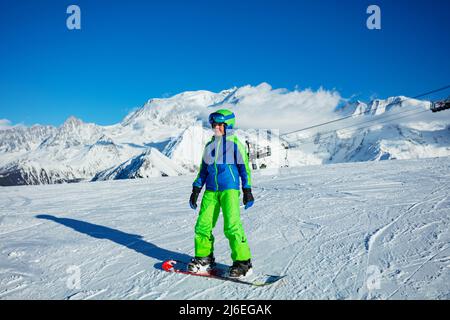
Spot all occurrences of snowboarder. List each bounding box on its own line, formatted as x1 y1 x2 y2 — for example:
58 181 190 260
188 109 255 278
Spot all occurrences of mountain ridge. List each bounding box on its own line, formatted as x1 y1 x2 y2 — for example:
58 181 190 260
1 83 448 186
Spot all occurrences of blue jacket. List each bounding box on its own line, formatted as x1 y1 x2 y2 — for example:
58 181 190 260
193 133 252 191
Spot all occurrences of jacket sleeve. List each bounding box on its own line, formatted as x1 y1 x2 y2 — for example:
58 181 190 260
192 143 209 189
234 139 252 189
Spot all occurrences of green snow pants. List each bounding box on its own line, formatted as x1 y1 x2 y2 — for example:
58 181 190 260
194 189 251 262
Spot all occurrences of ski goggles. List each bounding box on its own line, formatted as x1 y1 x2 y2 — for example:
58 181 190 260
208 112 234 125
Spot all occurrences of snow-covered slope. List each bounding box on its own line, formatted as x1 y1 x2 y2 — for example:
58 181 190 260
92 148 188 181
0 156 448 299
0 124 56 155
161 124 211 173
1 83 449 186
0 117 141 186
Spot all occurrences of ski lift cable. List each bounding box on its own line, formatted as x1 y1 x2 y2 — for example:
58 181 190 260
285 105 429 146
290 110 429 147
264 107 431 154
290 110 429 148
244 84 449 158
280 84 450 137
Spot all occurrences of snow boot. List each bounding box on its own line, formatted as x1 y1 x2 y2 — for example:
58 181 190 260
187 253 215 273
229 259 253 278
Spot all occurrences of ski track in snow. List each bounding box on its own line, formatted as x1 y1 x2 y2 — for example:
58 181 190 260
0 157 449 299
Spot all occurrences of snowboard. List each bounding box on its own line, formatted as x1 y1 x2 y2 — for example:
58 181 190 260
161 259 286 287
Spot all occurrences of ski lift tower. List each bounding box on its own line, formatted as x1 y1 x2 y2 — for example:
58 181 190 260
245 139 272 170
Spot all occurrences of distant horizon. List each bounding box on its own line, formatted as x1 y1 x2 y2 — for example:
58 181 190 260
1 0 450 127
1 81 447 131
5 82 341 128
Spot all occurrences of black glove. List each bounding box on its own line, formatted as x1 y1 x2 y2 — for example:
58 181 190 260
242 188 255 210
189 186 202 210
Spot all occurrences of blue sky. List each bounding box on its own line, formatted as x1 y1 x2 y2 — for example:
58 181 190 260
1 0 449 126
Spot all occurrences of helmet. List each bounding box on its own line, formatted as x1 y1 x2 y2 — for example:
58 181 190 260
208 109 236 129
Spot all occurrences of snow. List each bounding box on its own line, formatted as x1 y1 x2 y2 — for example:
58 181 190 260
0 156 449 299
1 83 449 187
92 148 188 180
0 119 24 131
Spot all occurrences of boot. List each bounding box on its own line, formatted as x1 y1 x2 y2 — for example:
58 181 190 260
229 259 253 278
187 253 215 273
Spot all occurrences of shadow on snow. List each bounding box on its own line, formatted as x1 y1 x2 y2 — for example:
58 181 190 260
35 214 226 271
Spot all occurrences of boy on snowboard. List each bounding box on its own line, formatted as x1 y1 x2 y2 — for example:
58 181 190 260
188 109 255 278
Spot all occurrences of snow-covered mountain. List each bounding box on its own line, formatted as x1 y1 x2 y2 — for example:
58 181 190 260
1 83 449 186
92 148 188 181
0 124 56 156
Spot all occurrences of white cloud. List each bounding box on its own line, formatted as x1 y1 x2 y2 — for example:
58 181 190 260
206 82 343 134
202 83 450 138
0 119 26 131
0 119 14 130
